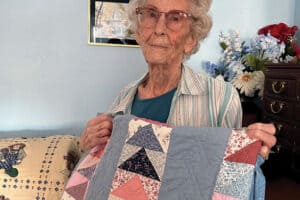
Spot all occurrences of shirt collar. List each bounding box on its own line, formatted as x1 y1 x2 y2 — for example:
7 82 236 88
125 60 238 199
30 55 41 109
135 64 208 96
177 65 208 96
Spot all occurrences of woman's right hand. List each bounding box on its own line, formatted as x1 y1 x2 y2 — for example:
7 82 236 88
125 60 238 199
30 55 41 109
79 114 113 152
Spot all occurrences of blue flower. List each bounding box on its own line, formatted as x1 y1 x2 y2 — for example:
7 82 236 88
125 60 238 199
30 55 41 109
203 61 218 77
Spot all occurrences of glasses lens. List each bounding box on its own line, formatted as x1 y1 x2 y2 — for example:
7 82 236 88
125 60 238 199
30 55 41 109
166 11 185 30
137 8 159 28
136 8 191 31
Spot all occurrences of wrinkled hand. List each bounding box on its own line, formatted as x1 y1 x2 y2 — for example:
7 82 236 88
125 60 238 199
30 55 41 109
246 123 277 160
80 114 113 152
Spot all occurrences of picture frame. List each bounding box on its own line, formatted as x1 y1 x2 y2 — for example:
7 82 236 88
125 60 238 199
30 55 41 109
88 0 138 47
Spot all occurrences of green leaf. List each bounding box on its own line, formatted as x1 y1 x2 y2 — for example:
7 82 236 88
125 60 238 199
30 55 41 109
220 42 228 50
286 45 296 56
244 55 269 71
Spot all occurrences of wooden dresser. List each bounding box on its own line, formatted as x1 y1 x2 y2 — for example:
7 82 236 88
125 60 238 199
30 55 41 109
262 63 300 178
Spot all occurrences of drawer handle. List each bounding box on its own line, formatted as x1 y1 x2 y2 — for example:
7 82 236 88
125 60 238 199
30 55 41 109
275 145 281 153
270 101 285 114
272 81 286 94
270 122 283 135
275 123 283 133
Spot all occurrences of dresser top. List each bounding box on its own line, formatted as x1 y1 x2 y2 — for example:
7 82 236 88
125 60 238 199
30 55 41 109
266 63 300 70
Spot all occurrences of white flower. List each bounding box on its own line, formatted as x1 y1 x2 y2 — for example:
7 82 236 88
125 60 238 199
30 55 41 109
259 34 279 50
231 71 257 97
219 32 231 46
279 42 286 55
232 31 242 51
228 61 245 74
284 55 295 63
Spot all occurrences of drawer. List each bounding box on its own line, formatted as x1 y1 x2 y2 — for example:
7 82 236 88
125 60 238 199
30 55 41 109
264 78 297 99
291 150 300 176
262 116 294 148
263 97 294 120
298 80 300 101
293 126 300 146
273 121 294 144
296 104 300 122
272 122 300 149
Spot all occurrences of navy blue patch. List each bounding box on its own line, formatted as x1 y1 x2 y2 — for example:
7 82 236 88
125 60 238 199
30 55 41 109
118 147 160 181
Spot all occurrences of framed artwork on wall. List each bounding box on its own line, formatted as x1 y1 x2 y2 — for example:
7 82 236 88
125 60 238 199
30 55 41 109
88 0 138 47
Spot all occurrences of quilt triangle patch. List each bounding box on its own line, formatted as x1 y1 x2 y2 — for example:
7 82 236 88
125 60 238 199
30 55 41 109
118 147 160 181
111 175 148 200
65 182 89 200
127 124 164 152
151 124 173 153
117 144 141 166
225 141 261 165
78 164 97 180
65 171 89 189
145 149 167 180
77 154 101 170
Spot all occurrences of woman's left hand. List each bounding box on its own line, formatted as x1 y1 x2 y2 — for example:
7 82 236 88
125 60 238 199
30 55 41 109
246 123 277 160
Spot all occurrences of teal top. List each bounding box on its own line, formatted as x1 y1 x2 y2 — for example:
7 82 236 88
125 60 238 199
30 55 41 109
109 65 242 128
131 88 177 123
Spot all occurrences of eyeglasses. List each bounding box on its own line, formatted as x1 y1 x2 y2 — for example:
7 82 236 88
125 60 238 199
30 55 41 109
135 7 193 31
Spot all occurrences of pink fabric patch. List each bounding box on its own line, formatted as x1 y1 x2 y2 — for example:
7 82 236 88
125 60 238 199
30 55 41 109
212 192 240 200
139 175 161 200
111 168 135 191
65 171 89 188
77 144 106 169
76 154 99 170
111 169 160 200
111 175 149 200
224 129 257 158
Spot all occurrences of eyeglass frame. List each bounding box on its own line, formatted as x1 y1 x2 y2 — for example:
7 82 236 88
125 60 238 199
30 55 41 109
135 7 194 31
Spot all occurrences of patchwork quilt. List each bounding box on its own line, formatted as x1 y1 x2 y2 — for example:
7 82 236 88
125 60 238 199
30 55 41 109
61 115 262 200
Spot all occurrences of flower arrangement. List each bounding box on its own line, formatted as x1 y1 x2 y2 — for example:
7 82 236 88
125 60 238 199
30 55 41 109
203 23 300 101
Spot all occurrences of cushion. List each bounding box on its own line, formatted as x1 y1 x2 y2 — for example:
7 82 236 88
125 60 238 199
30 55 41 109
62 115 262 200
0 135 81 200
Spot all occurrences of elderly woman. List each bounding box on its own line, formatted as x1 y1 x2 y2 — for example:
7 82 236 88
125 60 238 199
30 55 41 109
80 0 275 163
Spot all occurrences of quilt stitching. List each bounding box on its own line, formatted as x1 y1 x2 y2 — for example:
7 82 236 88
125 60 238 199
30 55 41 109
62 116 261 200
110 118 172 199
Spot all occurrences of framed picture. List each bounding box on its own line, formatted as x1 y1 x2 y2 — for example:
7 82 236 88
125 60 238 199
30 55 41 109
88 0 138 47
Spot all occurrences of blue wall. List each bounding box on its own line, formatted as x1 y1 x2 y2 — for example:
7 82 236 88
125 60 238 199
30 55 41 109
295 0 300 46
0 0 297 134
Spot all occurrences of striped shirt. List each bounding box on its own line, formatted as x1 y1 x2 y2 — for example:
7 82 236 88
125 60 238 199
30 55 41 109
108 65 242 129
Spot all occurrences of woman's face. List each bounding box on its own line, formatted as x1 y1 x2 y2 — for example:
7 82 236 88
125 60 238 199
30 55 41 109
135 0 196 66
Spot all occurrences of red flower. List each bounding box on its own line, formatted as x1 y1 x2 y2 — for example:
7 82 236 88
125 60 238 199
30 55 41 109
258 22 298 43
